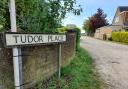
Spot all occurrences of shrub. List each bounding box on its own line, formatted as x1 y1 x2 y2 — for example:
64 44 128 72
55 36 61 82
57 27 69 33
112 32 128 44
108 37 112 41
57 27 81 51
0 0 82 32
75 28 81 51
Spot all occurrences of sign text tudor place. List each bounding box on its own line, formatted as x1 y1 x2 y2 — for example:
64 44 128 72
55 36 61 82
5 33 66 46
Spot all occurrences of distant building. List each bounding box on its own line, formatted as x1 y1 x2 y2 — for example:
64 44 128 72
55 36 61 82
95 6 128 40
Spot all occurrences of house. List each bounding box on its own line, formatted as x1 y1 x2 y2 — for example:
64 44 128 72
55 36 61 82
95 6 128 40
95 26 112 40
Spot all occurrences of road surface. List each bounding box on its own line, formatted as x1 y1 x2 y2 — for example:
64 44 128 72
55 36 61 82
80 36 128 89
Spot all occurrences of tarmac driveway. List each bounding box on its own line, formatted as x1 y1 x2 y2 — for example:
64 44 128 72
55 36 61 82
80 36 128 89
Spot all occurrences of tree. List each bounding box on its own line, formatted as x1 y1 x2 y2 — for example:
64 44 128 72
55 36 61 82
0 0 82 32
83 18 92 35
83 8 109 35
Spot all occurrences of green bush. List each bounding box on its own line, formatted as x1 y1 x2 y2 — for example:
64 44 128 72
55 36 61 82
112 32 128 44
108 37 112 41
0 0 82 32
75 28 81 51
57 27 69 33
57 27 81 51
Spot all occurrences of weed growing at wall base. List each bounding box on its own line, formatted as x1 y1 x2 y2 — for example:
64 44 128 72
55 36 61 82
35 48 104 89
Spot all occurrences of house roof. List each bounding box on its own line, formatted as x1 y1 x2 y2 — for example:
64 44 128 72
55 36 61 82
112 6 128 25
118 6 128 12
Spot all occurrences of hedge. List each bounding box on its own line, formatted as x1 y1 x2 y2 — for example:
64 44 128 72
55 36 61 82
75 28 81 51
58 27 81 51
112 32 128 44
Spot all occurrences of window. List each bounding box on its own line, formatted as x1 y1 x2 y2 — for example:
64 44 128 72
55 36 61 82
115 16 119 23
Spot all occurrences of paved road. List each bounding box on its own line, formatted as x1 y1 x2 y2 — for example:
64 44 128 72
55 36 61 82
80 36 128 89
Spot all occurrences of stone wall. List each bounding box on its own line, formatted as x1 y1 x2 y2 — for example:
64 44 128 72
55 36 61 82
0 33 76 89
95 27 112 40
94 25 124 40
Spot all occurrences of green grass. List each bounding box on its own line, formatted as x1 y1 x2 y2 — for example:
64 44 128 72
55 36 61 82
36 48 104 89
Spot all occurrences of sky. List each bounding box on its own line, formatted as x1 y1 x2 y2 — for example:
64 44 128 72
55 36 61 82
62 0 128 33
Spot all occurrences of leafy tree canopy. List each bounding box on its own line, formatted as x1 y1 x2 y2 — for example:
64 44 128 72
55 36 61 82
83 8 109 34
0 0 82 32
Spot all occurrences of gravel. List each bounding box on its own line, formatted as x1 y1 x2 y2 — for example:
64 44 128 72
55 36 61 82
80 36 128 89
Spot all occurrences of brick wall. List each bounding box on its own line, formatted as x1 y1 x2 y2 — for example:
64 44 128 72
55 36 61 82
0 33 76 89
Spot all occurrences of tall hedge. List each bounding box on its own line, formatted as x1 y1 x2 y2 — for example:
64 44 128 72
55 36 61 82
0 0 82 32
112 32 128 44
58 27 81 51
75 28 81 51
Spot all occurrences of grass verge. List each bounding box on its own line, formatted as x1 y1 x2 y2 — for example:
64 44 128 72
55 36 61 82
36 48 104 89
